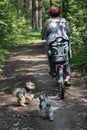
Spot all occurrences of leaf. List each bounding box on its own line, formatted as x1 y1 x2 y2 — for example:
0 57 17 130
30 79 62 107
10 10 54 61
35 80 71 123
0 21 7 25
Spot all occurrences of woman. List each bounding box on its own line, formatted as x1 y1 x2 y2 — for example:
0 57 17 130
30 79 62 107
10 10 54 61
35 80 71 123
42 6 72 85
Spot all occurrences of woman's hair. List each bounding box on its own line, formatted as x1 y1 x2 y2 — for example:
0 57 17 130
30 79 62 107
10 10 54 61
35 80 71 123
48 6 60 17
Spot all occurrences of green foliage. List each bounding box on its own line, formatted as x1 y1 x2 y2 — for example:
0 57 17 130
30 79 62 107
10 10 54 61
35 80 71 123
71 41 87 69
0 1 30 71
67 0 87 69
42 0 50 23
0 1 27 47
0 48 9 73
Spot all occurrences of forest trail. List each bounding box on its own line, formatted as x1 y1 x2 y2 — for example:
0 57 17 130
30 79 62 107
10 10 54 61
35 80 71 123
0 43 87 130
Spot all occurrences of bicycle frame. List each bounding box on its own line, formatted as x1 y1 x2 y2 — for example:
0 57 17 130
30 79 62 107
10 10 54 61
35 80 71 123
56 64 64 83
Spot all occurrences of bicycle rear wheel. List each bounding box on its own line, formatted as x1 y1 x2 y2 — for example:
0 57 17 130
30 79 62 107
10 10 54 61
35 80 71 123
59 82 64 99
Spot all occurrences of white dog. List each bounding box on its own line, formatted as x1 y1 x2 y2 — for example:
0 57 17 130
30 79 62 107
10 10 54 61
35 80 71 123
38 94 53 121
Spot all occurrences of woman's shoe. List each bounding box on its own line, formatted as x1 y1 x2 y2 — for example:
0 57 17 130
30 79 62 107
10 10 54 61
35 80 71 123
64 78 70 86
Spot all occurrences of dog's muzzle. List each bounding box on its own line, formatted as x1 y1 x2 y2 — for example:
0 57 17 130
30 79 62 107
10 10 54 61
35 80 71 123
46 103 51 108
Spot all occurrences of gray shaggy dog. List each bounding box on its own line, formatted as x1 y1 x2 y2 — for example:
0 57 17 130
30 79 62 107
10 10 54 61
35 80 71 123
38 94 53 121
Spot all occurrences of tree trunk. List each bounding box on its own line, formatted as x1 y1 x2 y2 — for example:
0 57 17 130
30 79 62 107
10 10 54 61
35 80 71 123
32 0 35 28
16 0 22 19
23 0 30 20
38 0 43 28
35 0 38 29
49 0 52 6
32 0 38 29
62 0 68 18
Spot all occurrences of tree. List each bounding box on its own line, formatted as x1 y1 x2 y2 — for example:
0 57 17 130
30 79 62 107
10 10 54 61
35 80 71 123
16 0 22 19
32 0 43 29
32 0 38 29
49 0 52 6
62 0 68 18
38 0 43 28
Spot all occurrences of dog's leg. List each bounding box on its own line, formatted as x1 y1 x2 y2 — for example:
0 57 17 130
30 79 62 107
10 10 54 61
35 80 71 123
41 109 47 118
25 93 32 103
17 96 26 106
48 107 54 121
38 108 42 117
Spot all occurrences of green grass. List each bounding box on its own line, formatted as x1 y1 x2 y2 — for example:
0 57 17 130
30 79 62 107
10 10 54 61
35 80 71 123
0 49 9 73
17 28 41 44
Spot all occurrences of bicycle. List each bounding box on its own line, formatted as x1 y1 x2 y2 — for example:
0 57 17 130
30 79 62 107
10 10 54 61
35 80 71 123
47 37 70 99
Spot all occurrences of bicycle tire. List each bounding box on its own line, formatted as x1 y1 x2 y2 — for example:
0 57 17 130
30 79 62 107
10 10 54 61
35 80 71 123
59 82 64 99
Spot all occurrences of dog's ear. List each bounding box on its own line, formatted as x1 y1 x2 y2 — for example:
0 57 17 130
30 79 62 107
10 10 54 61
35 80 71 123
39 95 41 101
45 94 48 97
39 95 45 102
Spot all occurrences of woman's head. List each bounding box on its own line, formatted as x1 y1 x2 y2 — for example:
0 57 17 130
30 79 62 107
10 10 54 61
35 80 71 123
48 6 60 18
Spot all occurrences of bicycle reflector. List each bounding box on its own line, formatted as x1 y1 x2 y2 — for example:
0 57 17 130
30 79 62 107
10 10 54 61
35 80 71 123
60 65 64 68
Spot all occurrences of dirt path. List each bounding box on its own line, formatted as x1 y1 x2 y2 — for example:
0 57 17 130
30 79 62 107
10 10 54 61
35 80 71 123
0 43 87 130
